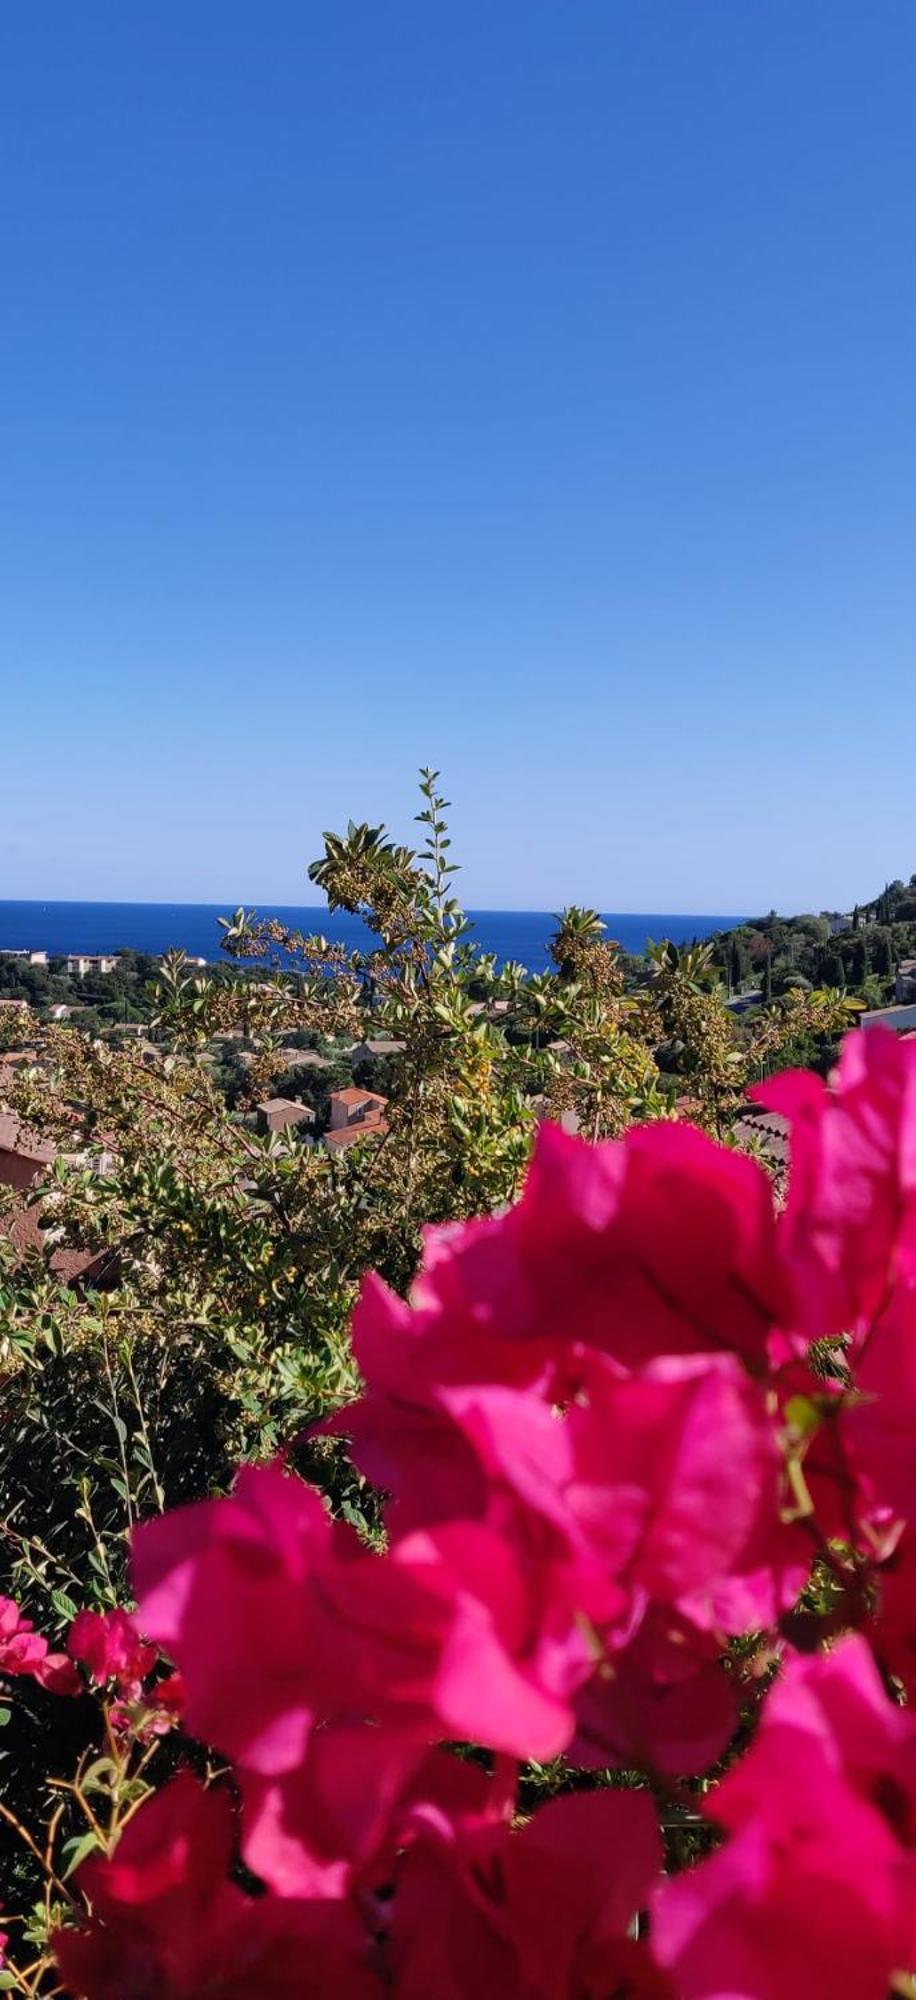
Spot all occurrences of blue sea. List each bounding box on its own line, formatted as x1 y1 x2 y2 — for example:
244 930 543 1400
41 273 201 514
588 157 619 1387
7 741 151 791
0 902 744 977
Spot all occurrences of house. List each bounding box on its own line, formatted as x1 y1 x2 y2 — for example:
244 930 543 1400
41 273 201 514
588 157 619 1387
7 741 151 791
0 1113 120 1289
66 954 121 978
732 1103 791 1174
351 1038 406 1065
324 1087 388 1154
324 1124 379 1154
0 948 47 966
256 1098 316 1135
277 1049 331 1072
0 1199 119 1292
896 960 916 1003
327 1087 388 1132
860 1004 916 1035
0 1114 57 1193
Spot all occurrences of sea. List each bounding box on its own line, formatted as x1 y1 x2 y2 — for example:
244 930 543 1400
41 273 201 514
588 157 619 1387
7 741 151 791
0 902 744 976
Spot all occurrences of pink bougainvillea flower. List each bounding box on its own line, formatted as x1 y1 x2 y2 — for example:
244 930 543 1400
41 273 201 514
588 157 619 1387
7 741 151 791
133 1461 333 1776
33 1649 82 1695
570 1607 740 1780
840 1280 916 1533
134 1460 590 1901
392 1786 671 2000
654 1635 916 1998
69 1608 158 1698
344 1119 790 1468
135 1460 594 1778
755 1026 916 1345
0 1595 54 1677
0 1595 80 1694
53 1771 377 1999
503 1119 791 1372
870 1530 916 1700
243 1739 516 1902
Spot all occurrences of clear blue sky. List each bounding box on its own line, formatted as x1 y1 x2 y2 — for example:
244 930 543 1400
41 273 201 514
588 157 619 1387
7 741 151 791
2 2 914 914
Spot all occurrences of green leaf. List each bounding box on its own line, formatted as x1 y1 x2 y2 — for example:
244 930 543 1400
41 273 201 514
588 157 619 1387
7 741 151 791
62 1828 102 1878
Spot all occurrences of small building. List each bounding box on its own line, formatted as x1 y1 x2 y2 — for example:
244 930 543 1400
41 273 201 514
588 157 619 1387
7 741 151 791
0 948 48 966
896 960 916 1003
327 1087 388 1132
859 1004 916 1036
351 1038 406 1065
257 1097 317 1136
732 1103 792 1174
66 954 121 978
324 1087 388 1155
0 1114 56 1193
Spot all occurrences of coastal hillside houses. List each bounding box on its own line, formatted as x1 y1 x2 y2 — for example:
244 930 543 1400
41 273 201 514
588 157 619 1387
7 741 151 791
0 948 48 966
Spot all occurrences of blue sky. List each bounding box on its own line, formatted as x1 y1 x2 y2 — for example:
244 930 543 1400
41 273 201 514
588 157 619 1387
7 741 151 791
1 2 914 913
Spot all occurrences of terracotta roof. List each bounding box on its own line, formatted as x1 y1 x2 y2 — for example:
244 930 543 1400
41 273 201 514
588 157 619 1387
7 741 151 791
0 1115 56 1164
324 1118 388 1153
329 1088 388 1108
733 1104 791 1170
0 1200 116 1287
257 1098 315 1121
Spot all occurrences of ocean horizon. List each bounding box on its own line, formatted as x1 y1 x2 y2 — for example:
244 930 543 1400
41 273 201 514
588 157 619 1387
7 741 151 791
0 901 745 976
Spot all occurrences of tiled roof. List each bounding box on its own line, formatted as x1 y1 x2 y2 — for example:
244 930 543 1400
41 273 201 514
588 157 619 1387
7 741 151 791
329 1087 388 1108
0 1200 114 1286
0 1114 56 1164
733 1104 791 1170
324 1118 388 1153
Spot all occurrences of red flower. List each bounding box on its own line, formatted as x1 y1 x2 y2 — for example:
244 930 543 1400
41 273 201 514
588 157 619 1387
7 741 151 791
69 1608 158 1699
0 1595 80 1694
755 1027 916 1345
654 1635 916 1998
53 1771 377 1999
392 1786 671 1999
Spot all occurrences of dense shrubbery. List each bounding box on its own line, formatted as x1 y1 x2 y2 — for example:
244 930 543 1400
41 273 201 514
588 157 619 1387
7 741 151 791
0 776 878 1994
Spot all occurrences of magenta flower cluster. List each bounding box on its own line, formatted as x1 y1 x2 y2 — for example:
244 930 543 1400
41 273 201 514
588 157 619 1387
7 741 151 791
50 1029 916 1996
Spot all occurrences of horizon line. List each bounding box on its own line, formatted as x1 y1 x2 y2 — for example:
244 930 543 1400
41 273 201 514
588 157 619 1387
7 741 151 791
0 895 749 920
